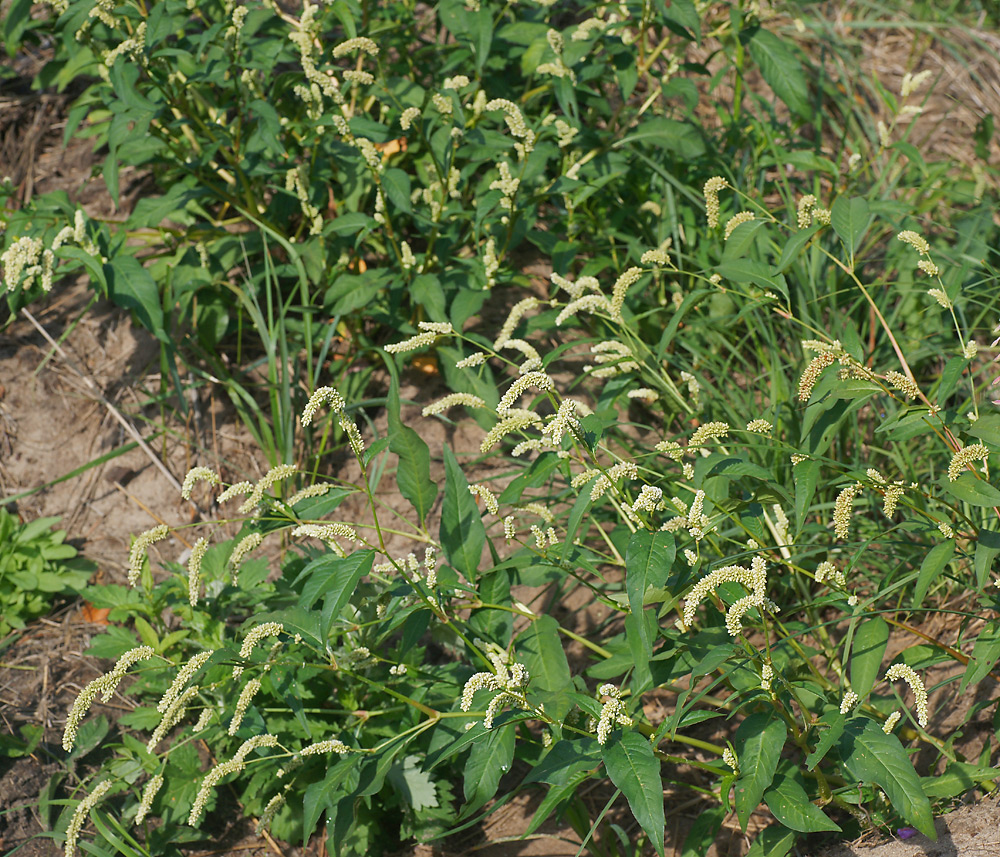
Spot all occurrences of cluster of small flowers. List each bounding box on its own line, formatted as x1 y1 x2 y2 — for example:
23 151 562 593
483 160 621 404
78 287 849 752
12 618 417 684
158 651 213 715
556 293 613 326
421 392 487 418
885 663 929 727
722 747 739 772
627 485 665 521
551 271 600 301
585 341 639 378
301 386 346 425
688 421 729 454
238 464 297 515
541 398 582 446
384 322 453 354
815 560 846 588
460 646 530 729
233 622 284 679
480 411 542 453
724 211 755 240
962 340 979 360
640 238 674 267
127 525 170 586
832 482 864 540
484 98 536 158
628 388 658 402
771 504 791 548
63 647 157 751
746 419 772 434
497 371 554 415
797 351 836 401
189 735 279 826
134 774 163 825
285 167 323 235
939 521 955 539
537 28 576 82
64 779 114 857
947 442 989 481
878 478 906 518
229 532 263 583
469 483 500 515
292 523 358 555
589 461 638 502
760 663 774 692
882 711 902 733
596 683 633 745
840 690 860 714
682 556 774 637
104 21 146 67
680 371 700 403
610 266 643 321
477 234 498 286
148 684 199 751
187 537 210 606
686 489 711 541
228 679 262 735
885 370 920 400
703 177 729 228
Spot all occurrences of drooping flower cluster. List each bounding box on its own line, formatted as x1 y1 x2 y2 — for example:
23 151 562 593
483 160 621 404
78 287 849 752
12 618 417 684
885 663 929 727
832 482 864 539
703 177 729 229
459 645 530 730
682 556 774 637
947 442 989 481
189 735 280 826
63 647 156 751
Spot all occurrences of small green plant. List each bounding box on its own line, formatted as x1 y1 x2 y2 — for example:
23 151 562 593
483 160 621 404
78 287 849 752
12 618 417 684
0 508 94 637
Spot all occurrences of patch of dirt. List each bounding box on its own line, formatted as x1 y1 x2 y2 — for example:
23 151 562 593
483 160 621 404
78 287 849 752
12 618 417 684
821 790 1000 857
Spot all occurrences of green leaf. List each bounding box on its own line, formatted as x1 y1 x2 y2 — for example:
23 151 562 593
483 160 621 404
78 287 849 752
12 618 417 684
463 723 515 809
517 614 571 693
793 458 820 536
850 616 889 698
625 530 675 662
941 473 1000 507
776 224 820 273
388 755 438 811
748 29 810 119
107 256 166 341
913 539 954 609
296 550 374 613
380 168 412 214
805 710 845 771
602 731 665 857
837 718 935 838
440 444 485 582
961 618 1000 691
715 259 788 299
722 219 768 261
387 383 437 527
975 528 1000 590
614 117 706 160
745 825 796 857
734 712 786 830
967 414 1000 447
830 197 872 264
764 773 840 832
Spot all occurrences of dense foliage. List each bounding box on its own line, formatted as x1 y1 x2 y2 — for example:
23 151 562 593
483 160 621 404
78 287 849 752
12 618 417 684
3 0 1000 855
